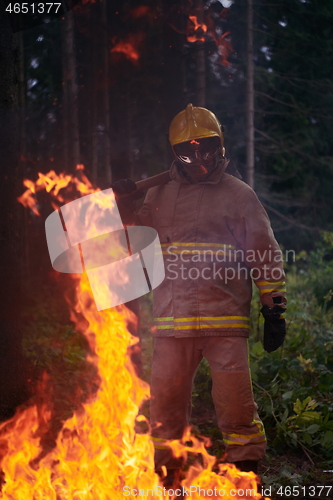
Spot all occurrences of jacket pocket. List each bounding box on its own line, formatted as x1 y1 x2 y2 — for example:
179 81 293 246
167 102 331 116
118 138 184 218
154 217 172 244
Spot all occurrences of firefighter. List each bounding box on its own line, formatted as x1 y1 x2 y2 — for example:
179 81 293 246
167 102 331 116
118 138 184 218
112 103 287 476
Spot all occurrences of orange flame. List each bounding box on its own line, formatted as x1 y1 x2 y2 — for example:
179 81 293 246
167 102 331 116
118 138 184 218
17 166 96 215
111 41 139 62
187 15 208 43
2 169 269 498
0 274 154 499
184 8 234 67
110 34 144 63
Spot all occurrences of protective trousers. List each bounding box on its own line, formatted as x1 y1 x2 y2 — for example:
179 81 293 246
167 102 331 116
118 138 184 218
150 336 266 469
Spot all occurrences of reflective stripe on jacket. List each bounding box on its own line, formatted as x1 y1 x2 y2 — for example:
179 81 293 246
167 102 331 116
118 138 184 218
137 161 286 338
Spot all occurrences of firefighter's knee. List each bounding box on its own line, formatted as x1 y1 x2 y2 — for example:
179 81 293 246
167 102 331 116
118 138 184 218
211 370 255 426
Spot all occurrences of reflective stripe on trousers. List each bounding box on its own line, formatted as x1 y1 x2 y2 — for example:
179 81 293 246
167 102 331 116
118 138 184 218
222 420 266 445
154 316 251 331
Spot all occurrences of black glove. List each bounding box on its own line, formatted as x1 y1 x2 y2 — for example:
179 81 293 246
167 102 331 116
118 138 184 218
261 304 286 353
110 178 144 201
110 178 137 196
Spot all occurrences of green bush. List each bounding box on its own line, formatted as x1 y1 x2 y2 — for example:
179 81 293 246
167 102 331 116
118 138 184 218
189 234 333 463
249 233 333 461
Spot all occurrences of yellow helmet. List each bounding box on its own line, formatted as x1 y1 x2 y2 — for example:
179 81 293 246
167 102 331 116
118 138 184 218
169 103 225 156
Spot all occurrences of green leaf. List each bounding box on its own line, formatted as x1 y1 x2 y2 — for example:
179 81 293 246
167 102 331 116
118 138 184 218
293 399 303 415
252 341 264 356
281 407 289 423
321 430 333 447
306 424 320 434
299 411 321 421
302 433 312 445
305 399 318 411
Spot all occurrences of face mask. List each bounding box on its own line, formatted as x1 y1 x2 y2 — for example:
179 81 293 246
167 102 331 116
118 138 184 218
180 158 218 180
173 137 221 181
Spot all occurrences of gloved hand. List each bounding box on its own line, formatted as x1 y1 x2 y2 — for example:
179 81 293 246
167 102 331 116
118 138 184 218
110 178 137 196
261 304 286 353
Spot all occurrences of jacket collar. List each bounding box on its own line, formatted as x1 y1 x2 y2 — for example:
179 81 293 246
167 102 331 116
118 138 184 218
169 158 229 185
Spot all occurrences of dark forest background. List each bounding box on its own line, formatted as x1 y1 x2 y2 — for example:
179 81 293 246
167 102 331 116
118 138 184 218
3 0 333 253
1 0 333 486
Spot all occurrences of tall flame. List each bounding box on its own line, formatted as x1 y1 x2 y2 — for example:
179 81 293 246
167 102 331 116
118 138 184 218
0 168 269 499
0 272 154 499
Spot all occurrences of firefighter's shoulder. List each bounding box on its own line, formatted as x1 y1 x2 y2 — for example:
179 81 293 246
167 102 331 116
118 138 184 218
219 172 256 197
221 172 253 191
144 181 171 204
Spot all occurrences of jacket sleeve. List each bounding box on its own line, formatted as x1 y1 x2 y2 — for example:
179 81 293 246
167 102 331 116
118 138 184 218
115 188 156 227
135 187 157 228
231 187 286 308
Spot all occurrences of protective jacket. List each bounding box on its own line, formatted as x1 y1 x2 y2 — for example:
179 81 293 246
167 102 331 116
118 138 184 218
137 160 286 338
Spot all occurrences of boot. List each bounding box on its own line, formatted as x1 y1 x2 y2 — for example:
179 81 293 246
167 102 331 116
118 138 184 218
234 460 258 474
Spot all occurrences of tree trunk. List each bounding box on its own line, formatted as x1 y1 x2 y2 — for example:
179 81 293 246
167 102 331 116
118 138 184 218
0 12 28 420
61 19 69 172
91 36 98 184
102 0 111 184
18 32 26 158
127 82 135 179
87 5 99 184
194 0 206 107
62 11 80 170
246 0 255 188
195 44 206 107
17 31 30 284
161 0 186 165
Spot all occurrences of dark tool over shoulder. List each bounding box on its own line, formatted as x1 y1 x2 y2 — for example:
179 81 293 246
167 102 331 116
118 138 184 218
110 174 171 224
